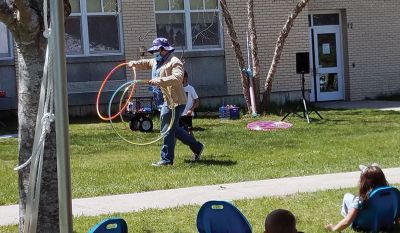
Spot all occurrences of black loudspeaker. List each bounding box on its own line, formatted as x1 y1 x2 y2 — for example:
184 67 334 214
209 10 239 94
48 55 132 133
296 52 310 74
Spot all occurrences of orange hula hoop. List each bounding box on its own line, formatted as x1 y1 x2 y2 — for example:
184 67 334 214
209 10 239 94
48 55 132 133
96 63 136 121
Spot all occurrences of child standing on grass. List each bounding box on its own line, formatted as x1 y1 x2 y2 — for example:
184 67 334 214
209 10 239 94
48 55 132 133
325 165 398 232
179 71 199 135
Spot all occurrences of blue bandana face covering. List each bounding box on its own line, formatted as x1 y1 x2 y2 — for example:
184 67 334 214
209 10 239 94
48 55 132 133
154 52 163 62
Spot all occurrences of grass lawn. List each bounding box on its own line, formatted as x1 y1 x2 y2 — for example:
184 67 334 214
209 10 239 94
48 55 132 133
1 186 400 233
1 109 400 205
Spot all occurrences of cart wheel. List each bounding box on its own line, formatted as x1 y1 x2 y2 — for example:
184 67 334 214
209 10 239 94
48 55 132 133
139 117 153 132
129 117 140 131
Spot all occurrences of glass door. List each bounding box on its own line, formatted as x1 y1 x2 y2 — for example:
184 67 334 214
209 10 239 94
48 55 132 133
309 12 344 101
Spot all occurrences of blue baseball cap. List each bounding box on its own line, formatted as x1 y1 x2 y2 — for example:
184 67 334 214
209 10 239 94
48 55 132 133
147 37 175 54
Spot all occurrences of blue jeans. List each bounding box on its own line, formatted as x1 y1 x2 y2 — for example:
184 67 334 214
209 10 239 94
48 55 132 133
160 104 202 163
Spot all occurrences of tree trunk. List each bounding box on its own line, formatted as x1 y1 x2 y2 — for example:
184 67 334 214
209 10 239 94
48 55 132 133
261 0 310 112
0 0 71 231
220 0 252 113
262 81 273 112
16 36 59 232
247 0 261 113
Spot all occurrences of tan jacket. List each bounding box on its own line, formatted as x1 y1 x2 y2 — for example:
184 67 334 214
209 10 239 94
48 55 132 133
134 55 187 107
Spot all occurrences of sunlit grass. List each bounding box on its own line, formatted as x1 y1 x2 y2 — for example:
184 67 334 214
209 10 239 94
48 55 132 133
2 186 400 233
1 109 400 205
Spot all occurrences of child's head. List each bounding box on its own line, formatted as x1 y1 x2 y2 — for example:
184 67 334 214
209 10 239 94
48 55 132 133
359 165 388 200
183 71 188 86
264 209 298 233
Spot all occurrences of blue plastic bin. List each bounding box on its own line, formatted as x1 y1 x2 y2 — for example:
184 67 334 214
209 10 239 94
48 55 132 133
219 106 230 119
229 107 240 120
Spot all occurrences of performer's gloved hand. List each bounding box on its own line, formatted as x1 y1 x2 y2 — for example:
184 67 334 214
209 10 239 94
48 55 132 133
148 78 160 86
128 60 138 67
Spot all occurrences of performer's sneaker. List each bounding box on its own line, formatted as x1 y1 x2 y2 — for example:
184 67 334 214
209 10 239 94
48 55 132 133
193 143 204 161
152 160 173 167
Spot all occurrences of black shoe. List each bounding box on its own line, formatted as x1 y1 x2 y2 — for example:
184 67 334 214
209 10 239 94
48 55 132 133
151 160 173 167
193 143 204 161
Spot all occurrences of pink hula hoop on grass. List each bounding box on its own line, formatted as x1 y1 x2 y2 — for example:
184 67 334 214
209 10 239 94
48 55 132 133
246 121 293 131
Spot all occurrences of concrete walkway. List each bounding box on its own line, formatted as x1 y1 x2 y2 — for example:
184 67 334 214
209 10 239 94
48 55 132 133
316 100 400 111
1 167 400 226
0 133 17 139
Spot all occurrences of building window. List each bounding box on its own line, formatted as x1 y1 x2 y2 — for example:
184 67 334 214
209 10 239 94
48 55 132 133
65 0 123 56
0 22 12 59
155 0 222 51
312 14 340 26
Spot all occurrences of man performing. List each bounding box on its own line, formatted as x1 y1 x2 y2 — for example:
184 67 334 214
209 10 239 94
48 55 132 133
128 38 204 166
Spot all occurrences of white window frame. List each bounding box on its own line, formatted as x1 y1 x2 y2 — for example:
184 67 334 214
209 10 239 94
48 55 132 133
0 22 13 60
67 0 124 57
154 0 224 52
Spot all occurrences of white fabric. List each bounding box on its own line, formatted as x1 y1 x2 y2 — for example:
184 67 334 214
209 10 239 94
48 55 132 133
341 193 363 217
182 84 198 116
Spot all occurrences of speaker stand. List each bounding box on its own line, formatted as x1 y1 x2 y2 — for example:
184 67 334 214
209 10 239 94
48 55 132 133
281 72 323 123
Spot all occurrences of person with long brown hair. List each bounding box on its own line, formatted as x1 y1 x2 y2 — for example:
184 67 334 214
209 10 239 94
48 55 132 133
325 165 392 232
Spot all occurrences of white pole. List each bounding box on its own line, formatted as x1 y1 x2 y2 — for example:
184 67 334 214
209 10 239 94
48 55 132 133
246 32 257 116
49 1 73 233
249 79 257 116
246 32 251 70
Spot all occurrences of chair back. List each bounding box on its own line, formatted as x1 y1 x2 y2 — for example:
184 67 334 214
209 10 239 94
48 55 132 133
352 186 400 233
196 200 252 233
87 218 128 233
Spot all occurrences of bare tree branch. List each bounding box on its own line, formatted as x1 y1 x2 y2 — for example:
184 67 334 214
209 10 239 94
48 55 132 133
191 12 219 45
220 0 252 112
14 0 36 24
247 0 261 112
262 0 310 112
4 0 70 43
0 0 17 30
64 0 71 17
192 21 216 44
4 0 40 43
0 0 11 16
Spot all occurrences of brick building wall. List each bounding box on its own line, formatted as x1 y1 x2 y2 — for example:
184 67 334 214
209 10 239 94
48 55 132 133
120 0 400 103
309 0 400 100
2 0 400 114
122 0 157 97
221 0 310 98
121 1 227 100
223 0 400 101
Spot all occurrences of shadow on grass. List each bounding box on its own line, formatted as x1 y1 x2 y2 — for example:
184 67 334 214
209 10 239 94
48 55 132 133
281 113 325 124
0 112 18 134
184 158 237 166
314 119 347 124
192 127 205 132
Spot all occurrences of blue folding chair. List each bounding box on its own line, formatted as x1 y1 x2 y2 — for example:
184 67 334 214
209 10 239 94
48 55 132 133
196 200 252 233
352 186 400 233
87 217 128 233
